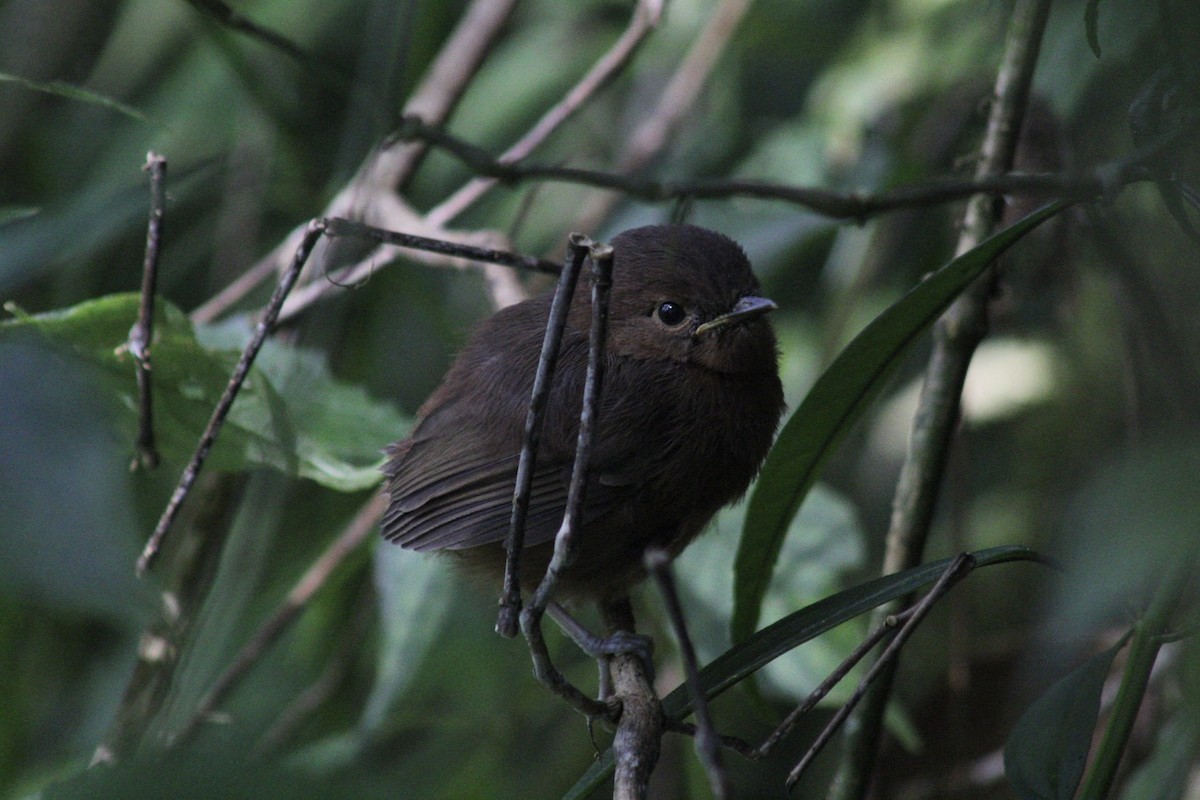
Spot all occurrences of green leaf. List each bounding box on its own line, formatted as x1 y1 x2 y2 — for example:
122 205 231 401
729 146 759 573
1 293 407 490
732 201 1070 645
676 485 866 702
1005 636 1128 800
564 546 1046 799
360 545 453 734
0 70 155 125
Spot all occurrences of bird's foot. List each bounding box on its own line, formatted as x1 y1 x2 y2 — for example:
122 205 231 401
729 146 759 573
547 602 655 699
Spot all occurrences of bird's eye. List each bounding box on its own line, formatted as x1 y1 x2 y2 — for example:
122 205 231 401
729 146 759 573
655 301 687 326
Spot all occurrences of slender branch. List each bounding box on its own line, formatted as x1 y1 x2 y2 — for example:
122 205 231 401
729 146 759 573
657 556 973 790
753 605 921 759
129 152 167 471
168 491 385 747
831 2 1053 797
646 548 729 800
786 554 975 793
185 0 327 75
359 0 520 194
528 242 613 615
280 0 661 321
276 216 559 324
496 236 589 637
517 239 616 719
137 219 327 575
395 114 1109 220
189 0 519 324
425 0 664 228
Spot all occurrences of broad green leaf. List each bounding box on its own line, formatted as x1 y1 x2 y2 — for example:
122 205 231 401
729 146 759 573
564 546 1046 799
1005 637 1128 800
1 293 407 490
732 201 1070 645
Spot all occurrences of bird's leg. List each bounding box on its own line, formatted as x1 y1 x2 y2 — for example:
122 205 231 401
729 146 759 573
547 602 655 700
518 604 613 719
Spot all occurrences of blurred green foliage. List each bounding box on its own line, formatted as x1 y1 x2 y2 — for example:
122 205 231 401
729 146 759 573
1 0 1198 797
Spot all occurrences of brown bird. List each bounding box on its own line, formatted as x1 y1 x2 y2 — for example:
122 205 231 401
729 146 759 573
381 224 783 611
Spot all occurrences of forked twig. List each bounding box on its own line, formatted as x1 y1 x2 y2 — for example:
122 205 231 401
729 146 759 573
496 236 590 637
189 0 519 325
658 554 977 796
783 554 975 792
527 241 612 616
516 238 617 720
425 0 664 228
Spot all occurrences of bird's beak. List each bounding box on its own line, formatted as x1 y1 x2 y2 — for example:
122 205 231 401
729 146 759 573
694 295 777 337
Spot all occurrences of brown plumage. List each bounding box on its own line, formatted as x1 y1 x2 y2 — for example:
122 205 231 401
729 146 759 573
382 224 784 602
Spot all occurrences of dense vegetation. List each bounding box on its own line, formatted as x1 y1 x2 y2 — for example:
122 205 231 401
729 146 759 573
1 0 1196 797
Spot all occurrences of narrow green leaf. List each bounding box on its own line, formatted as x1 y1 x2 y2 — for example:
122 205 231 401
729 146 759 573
732 201 1069 645
360 546 453 734
1005 637 1128 800
0 70 153 124
0 293 407 490
564 546 1047 799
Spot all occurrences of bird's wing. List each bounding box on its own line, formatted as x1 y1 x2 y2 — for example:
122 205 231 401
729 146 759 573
382 426 631 553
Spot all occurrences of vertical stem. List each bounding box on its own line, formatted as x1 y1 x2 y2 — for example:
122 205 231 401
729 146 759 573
1077 549 1195 800
496 236 589 637
516 240 616 720
829 1 1053 797
528 243 614 615
130 152 167 470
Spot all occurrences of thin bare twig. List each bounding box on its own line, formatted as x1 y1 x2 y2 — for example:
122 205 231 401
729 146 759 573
129 152 167 471
292 0 665 320
496 236 589 638
517 239 616 719
646 548 729 800
168 491 386 747
528 241 613 615
277 216 558 324
425 0 665 228
753 605 922 758
395 115 1107 220
785 555 975 792
137 219 327 575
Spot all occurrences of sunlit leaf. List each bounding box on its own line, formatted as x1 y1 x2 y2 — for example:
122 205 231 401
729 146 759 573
1 293 407 490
